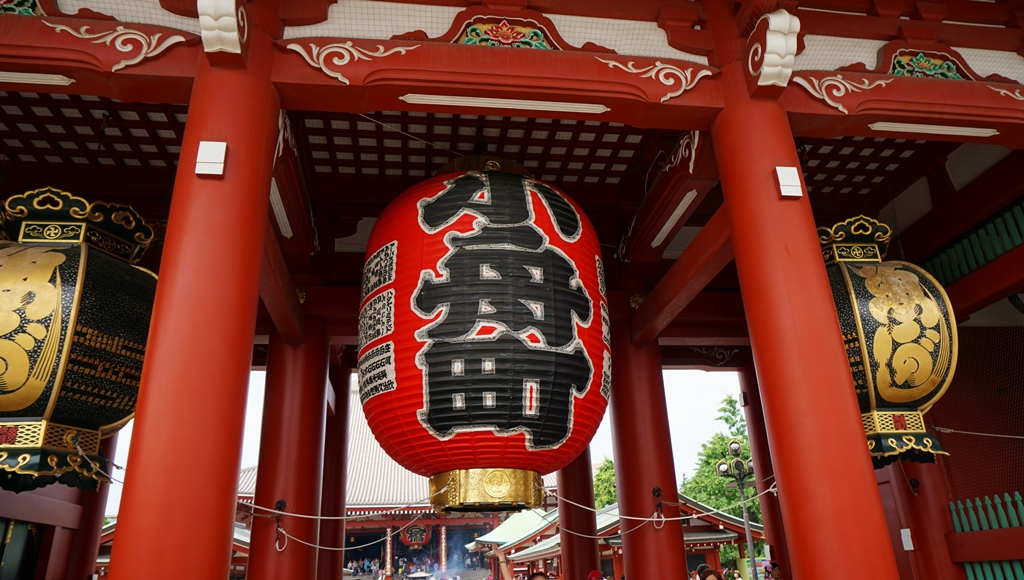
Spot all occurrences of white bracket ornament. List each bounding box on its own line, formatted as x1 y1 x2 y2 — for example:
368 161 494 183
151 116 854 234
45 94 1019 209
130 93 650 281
595 57 712 103
745 9 800 98
286 42 419 85
663 130 699 175
792 74 892 114
44 22 187 72
198 0 248 65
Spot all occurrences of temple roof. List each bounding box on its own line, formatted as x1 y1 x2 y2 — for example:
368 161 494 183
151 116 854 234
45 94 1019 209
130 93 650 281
238 384 557 508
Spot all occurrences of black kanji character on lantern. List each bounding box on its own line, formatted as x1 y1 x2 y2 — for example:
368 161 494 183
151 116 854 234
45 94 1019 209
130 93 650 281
414 171 594 449
415 246 590 347
419 335 591 448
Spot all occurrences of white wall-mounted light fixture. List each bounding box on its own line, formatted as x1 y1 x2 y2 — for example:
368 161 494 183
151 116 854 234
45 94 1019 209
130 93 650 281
195 141 227 176
399 94 610 114
775 166 804 198
869 122 999 138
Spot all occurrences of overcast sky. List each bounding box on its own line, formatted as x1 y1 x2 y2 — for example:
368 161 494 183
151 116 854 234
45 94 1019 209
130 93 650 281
104 369 740 516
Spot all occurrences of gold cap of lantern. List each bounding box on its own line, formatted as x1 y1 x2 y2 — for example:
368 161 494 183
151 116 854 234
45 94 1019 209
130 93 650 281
429 468 545 512
820 216 957 468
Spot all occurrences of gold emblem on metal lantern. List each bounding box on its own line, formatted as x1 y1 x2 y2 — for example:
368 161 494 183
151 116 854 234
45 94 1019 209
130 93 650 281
820 216 957 468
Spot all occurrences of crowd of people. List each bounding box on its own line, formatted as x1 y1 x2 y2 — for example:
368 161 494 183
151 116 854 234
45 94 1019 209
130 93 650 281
691 561 782 580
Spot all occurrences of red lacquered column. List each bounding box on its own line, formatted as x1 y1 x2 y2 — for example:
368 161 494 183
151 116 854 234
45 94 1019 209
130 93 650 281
609 296 686 579
737 363 790 573
108 29 281 580
712 61 900 578
899 461 965 580
248 320 330 580
66 434 118 580
319 359 354 580
557 446 600 580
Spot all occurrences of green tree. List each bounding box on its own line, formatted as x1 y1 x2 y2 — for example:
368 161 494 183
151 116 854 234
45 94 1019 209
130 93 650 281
593 457 617 508
680 395 763 568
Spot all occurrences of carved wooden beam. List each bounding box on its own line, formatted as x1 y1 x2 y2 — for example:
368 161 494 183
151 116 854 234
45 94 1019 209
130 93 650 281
630 206 733 346
619 130 718 280
260 221 305 345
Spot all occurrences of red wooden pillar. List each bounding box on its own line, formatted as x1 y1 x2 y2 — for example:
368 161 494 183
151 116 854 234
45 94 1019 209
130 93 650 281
736 363 790 573
249 320 330 580
898 462 965 580
609 296 686 579
319 358 353 580
66 434 118 580
611 548 624 580
557 446 600 580
711 61 900 578
107 24 280 580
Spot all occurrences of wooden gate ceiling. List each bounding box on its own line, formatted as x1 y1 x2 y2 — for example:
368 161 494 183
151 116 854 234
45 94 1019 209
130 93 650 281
4 0 1024 347
0 90 958 277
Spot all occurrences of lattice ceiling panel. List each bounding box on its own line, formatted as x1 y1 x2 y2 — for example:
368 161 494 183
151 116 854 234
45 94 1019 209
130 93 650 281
292 110 652 187
798 135 958 223
0 91 187 169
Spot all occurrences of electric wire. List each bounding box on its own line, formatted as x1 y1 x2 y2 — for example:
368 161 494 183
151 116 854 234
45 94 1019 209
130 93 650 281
276 512 427 553
933 426 1024 440
357 113 459 155
244 487 448 521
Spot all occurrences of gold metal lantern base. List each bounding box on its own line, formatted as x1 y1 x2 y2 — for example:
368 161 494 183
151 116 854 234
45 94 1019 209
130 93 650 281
429 468 544 512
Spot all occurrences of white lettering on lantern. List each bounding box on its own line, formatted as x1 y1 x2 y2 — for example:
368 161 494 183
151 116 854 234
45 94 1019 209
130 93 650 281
358 288 395 350
362 241 397 302
358 341 397 403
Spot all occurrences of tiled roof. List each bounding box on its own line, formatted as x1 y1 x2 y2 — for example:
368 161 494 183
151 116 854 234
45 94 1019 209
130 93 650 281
467 508 557 552
237 385 433 507
343 386 434 507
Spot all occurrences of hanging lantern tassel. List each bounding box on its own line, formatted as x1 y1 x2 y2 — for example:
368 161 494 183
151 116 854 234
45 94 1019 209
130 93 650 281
819 216 957 468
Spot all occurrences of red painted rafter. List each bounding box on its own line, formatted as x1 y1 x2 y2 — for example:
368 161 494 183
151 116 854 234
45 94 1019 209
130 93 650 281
900 150 1024 263
945 244 1024 318
630 206 733 346
260 221 305 345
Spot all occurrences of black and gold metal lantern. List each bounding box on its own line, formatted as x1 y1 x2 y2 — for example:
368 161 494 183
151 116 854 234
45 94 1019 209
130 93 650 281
0 188 157 492
820 216 957 468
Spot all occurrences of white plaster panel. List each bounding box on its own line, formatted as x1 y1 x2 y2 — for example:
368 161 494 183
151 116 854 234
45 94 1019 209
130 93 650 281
283 0 707 63
794 35 885 71
879 176 931 234
283 0 460 40
954 47 1024 84
945 143 1012 192
55 0 200 34
546 13 707 64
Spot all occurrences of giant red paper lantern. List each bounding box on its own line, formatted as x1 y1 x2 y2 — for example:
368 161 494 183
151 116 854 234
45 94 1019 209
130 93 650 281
358 159 610 511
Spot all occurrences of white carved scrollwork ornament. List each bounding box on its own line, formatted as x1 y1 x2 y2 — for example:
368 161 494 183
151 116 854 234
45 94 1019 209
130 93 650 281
747 9 800 88
663 130 699 175
44 22 187 72
198 0 247 55
287 42 420 85
275 110 299 164
792 74 893 114
990 86 1024 101
595 57 713 103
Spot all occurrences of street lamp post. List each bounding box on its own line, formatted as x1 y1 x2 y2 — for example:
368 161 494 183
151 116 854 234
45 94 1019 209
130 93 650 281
717 440 758 580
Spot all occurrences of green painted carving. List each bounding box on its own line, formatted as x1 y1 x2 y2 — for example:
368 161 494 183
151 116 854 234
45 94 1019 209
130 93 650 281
0 0 42 16
460 20 552 50
891 52 966 80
